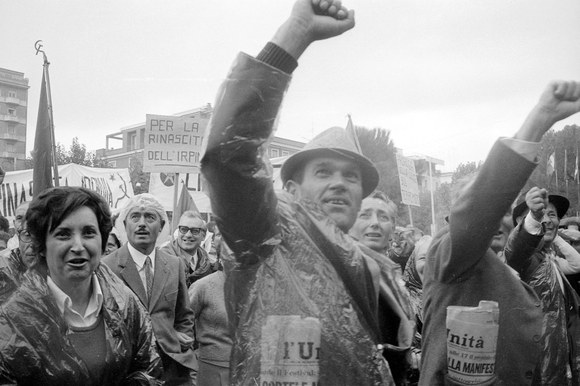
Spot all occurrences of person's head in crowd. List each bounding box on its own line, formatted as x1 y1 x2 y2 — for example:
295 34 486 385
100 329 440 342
281 127 379 232
0 215 9 234
105 232 122 255
491 211 514 254
559 217 580 253
121 194 166 255
13 201 29 233
541 195 569 247
516 187 569 248
0 231 9 251
176 211 206 254
26 187 112 289
391 226 416 257
16 220 36 267
350 190 397 253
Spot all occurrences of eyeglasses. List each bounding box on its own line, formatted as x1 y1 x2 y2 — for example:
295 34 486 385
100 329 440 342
178 226 205 235
17 229 32 243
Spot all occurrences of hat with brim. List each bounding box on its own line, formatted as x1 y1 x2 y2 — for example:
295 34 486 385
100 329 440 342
281 127 379 198
512 194 570 226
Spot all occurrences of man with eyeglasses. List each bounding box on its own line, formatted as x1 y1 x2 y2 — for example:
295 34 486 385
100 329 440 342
102 194 196 385
161 211 215 288
0 218 36 303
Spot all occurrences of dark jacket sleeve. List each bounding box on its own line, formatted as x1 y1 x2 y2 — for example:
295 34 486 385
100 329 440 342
200 52 291 256
504 222 543 280
431 140 538 283
174 258 194 339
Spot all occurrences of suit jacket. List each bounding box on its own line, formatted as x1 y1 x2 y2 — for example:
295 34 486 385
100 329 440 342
420 140 543 385
102 244 196 369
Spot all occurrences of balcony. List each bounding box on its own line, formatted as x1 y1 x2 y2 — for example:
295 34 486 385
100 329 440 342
0 115 25 124
0 96 27 106
0 133 25 142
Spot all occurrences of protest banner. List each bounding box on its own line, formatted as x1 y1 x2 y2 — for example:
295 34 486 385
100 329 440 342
396 153 420 207
142 114 209 173
0 163 134 222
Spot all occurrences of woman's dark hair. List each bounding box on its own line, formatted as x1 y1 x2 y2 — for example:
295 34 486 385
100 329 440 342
0 216 9 233
26 187 113 256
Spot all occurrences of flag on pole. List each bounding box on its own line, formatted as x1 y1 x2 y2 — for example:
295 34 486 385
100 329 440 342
346 114 363 155
32 71 53 197
564 149 568 179
575 147 579 182
547 152 555 178
172 182 200 232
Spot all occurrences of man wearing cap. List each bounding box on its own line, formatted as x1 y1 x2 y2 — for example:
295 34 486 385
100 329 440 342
201 1 413 385
420 82 580 384
505 187 580 384
102 194 196 385
161 210 215 288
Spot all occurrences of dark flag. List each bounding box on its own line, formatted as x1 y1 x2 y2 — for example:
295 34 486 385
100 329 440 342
172 181 200 231
32 71 53 196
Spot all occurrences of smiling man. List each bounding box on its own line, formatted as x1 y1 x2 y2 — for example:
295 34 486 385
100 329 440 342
505 187 580 384
200 1 413 384
102 194 196 385
160 211 214 287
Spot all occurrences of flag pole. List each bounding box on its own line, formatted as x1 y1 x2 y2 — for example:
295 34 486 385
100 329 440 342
35 41 59 187
565 148 569 197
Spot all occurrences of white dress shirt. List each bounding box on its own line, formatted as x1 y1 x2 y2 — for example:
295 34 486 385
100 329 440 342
47 273 103 328
128 243 156 297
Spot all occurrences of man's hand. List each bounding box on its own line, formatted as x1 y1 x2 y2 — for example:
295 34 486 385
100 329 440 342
271 0 355 60
515 81 580 142
525 187 549 222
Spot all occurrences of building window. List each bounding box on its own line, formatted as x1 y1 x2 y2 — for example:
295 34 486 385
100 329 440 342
281 151 289 156
7 109 15 116
128 132 137 150
8 91 16 98
109 160 117 167
6 144 14 153
271 148 279 158
140 128 145 148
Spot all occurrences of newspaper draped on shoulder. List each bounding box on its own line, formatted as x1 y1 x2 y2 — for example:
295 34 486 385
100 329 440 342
261 315 321 384
446 301 499 385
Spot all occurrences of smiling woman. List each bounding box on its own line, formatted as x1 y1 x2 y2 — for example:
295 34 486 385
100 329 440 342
0 187 162 385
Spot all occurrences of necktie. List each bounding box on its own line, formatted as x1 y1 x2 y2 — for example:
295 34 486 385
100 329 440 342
144 256 153 301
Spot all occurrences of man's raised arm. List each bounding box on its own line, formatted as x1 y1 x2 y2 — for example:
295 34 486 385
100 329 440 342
201 0 354 254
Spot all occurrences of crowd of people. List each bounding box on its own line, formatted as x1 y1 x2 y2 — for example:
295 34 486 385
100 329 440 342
0 0 579 385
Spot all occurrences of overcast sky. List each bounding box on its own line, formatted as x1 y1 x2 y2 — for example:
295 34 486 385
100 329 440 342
2 0 579 172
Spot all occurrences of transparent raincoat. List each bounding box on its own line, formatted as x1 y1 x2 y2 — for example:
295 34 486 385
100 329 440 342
201 52 414 385
506 228 580 385
0 263 162 385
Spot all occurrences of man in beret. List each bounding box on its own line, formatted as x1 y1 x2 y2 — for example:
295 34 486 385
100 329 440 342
201 1 413 384
505 188 580 384
102 194 196 385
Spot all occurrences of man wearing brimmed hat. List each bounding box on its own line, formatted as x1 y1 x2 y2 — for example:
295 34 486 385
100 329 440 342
420 81 580 384
200 1 413 385
505 187 580 383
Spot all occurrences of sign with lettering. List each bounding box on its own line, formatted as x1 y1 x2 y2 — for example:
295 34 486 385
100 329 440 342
395 153 420 207
143 114 209 173
0 163 134 222
446 301 499 385
260 315 320 385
